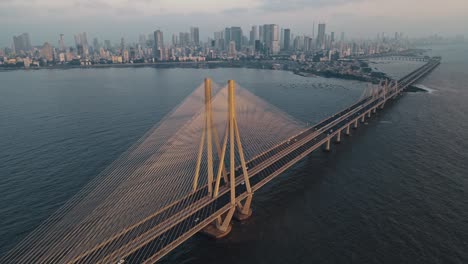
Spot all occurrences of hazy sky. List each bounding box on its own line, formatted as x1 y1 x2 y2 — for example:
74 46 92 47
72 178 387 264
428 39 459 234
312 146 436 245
1 0 467 47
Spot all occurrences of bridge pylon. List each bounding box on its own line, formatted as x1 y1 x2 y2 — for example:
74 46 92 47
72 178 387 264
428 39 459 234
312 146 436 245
202 80 253 238
193 78 227 195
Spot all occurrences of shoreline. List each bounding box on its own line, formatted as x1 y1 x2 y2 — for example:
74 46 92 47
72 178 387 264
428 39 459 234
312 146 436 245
0 60 389 84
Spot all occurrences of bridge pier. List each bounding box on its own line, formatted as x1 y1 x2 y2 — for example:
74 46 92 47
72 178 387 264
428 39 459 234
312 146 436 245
361 115 365 123
234 194 253 221
373 107 377 114
336 131 342 143
367 111 371 118
324 139 331 151
346 125 351 136
353 119 358 129
201 208 235 239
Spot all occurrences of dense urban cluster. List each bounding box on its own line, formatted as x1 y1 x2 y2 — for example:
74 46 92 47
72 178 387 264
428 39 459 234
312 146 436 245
0 24 463 70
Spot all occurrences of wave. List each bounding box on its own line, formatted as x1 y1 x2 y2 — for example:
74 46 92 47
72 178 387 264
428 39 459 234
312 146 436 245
413 84 437 93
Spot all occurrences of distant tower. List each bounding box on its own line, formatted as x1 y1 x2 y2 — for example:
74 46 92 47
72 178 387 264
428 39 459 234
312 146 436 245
58 34 66 52
249 26 258 46
317 23 326 49
172 34 178 46
312 21 315 41
230 27 242 51
104 40 111 51
153 30 164 60
13 33 32 54
283 28 291 51
93 38 99 52
228 41 237 57
120 37 126 53
139 34 147 47
190 27 200 45
261 24 280 54
224 27 231 50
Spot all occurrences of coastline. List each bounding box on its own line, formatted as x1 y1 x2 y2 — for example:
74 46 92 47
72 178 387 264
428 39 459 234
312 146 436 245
0 59 389 84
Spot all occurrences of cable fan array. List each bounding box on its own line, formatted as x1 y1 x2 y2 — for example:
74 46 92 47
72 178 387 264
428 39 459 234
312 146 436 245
1 80 306 264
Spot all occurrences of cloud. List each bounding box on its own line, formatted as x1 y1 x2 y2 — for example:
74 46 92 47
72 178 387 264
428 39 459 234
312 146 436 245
258 0 363 12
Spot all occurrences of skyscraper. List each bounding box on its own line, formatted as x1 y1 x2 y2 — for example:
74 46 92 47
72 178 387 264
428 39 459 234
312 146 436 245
120 38 125 53
224 27 231 50
230 27 242 51
104 40 112 51
280 28 284 48
13 33 32 54
139 34 147 47
283 29 291 51
214 31 224 50
262 24 280 54
259 26 263 43
58 34 66 52
153 30 164 60
93 38 99 52
249 26 258 46
172 34 178 46
228 41 237 57
317 23 326 49
190 27 200 45
74 32 89 57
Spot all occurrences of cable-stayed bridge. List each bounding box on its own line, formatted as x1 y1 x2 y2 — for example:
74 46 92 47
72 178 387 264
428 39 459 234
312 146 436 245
1 58 440 264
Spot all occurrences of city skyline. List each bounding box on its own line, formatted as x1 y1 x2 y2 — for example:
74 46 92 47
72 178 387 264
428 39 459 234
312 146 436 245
1 0 467 47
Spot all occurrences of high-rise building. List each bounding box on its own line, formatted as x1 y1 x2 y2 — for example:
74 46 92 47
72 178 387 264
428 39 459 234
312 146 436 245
120 38 125 53
13 33 32 54
190 27 200 45
259 26 263 43
317 23 326 49
262 24 280 54
74 32 89 57
214 31 224 50
93 38 99 52
139 34 147 47
249 26 258 46
153 30 164 59
58 34 66 52
283 28 291 51
172 34 178 46
228 41 237 57
178 32 190 46
330 32 335 43
104 40 112 50
280 28 284 48
230 27 242 51
40 42 53 62
224 27 231 50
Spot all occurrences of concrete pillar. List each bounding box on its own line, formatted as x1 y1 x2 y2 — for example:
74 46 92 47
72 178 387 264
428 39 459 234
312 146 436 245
324 139 331 152
336 131 341 143
354 119 358 129
373 107 377 114
361 115 365 123
367 111 371 118
346 125 351 136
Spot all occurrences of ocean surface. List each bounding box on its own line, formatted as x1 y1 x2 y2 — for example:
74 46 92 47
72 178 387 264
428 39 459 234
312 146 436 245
0 44 467 263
